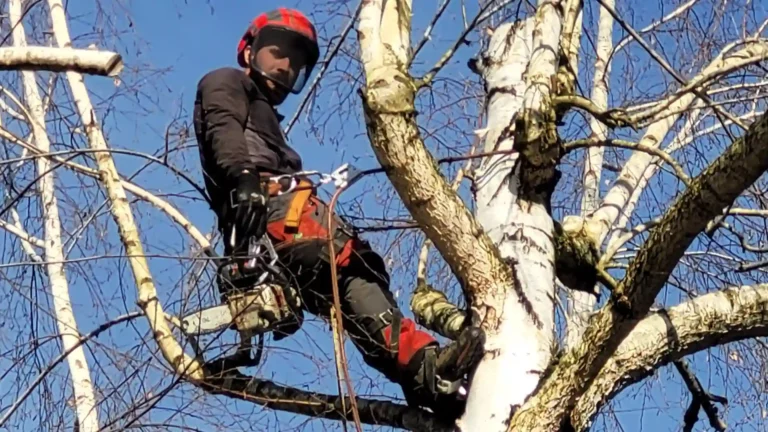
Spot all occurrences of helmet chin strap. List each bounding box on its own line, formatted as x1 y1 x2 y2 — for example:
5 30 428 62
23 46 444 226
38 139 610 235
248 54 289 105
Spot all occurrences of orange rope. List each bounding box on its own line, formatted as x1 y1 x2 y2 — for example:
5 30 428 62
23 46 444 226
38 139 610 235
326 184 363 432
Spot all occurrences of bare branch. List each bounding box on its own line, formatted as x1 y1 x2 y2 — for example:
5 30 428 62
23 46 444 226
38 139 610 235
0 312 142 428
571 284 766 430
0 46 123 76
417 0 511 87
0 216 44 249
284 1 363 135
46 0 205 379
567 0 613 349
563 138 690 184
0 126 211 251
9 1 101 428
410 283 468 339
674 359 727 432
595 0 749 131
201 370 449 431
589 41 768 246
613 0 700 54
410 0 453 63
511 109 768 430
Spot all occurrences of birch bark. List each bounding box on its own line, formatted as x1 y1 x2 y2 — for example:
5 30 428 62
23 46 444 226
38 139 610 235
9 1 100 429
565 0 614 348
45 0 203 379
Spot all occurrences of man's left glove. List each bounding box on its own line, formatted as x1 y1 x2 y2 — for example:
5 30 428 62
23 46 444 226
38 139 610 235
232 169 269 251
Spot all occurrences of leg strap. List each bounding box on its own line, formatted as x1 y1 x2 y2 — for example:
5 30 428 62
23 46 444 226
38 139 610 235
357 308 402 360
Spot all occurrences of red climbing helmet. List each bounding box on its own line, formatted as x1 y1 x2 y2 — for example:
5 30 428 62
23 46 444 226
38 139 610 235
236 8 320 94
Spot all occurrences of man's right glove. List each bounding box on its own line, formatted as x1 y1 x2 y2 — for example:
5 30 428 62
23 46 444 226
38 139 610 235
231 169 268 251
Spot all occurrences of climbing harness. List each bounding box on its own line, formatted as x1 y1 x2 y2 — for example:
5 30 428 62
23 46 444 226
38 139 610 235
168 163 364 369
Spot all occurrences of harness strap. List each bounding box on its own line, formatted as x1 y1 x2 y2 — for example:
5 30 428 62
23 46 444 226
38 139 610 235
264 177 314 231
284 182 313 229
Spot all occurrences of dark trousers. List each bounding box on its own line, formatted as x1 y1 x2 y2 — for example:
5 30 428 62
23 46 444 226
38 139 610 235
216 187 436 384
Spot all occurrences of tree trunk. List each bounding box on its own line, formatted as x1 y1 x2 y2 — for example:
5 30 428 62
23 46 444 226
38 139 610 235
9 1 100 430
461 17 556 432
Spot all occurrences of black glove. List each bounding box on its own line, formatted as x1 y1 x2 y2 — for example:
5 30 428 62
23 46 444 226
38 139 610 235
231 169 268 250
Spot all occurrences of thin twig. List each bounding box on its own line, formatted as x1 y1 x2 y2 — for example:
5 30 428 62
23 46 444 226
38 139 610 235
674 359 728 432
284 1 363 135
0 312 142 427
417 0 513 87
0 144 210 203
595 0 748 133
564 138 690 184
410 0 453 64
738 258 768 272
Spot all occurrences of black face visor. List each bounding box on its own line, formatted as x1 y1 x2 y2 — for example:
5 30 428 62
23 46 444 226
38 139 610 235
250 27 318 94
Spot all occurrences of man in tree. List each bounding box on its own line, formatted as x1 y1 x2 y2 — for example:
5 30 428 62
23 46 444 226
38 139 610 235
192 7 485 419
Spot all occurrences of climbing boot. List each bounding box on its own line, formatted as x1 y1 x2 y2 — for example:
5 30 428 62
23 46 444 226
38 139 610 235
399 326 485 420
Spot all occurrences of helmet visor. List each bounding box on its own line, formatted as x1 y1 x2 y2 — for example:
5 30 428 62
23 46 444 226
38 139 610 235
251 28 316 94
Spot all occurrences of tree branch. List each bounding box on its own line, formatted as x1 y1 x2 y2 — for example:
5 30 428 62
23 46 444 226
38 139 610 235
674 359 727 432
552 95 635 129
0 217 44 248
358 0 519 331
417 0 511 87
566 0 613 349
570 284 765 430
410 283 468 339
587 41 768 246
563 138 690 184
510 109 768 431
201 370 448 432
0 126 211 250
284 1 363 135
595 0 748 131
0 46 123 76
0 312 142 427
47 0 205 380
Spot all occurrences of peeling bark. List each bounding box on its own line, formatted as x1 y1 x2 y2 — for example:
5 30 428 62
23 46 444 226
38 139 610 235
461 2 564 427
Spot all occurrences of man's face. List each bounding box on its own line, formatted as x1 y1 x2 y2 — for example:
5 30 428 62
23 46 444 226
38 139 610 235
246 43 308 104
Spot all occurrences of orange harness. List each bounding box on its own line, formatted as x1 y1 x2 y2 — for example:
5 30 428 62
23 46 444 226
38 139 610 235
264 177 356 267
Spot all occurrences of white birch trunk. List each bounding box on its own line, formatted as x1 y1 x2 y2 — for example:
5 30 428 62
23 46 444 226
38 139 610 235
9 1 100 430
459 4 561 428
45 0 203 379
565 0 614 348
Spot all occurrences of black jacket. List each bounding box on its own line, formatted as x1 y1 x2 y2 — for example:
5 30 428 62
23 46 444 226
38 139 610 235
193 67 302 213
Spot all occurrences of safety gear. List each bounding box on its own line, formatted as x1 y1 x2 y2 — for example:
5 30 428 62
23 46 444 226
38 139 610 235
231 169 268 252
396 325 486 420
356 307 486 420
236 8 320 94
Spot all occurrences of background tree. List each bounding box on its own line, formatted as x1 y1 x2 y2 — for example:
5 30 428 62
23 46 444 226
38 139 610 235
1 0 767 431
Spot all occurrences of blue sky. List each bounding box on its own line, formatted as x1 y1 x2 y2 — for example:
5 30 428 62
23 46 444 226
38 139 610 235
2 0 764 430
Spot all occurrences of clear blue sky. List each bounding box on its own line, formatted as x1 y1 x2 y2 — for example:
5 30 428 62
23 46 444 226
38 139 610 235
4 0 760 430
